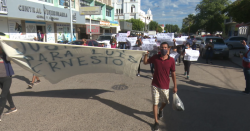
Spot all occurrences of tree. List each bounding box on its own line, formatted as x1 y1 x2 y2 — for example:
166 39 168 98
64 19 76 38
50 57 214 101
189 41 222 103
157 25 163 33
223 0 250 23
182 14 196 35
120 19 145 31
149 21 159 31
165 24 180 33
195 0 231 34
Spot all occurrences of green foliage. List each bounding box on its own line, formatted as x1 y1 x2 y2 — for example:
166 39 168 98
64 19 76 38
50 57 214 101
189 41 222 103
119 19 145 31
164 24 180 33
195 0 230 34
149 21 159 31
223 0 250 23
157 25 163 33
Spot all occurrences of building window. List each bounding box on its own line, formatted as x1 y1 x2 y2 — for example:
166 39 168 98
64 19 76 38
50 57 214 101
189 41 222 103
116 9 118 14
80 0 91 6
121 9 123 14
59 0 75 8
38 0 53 3
130 0 135 2
106 9 111 17
131 5 135 13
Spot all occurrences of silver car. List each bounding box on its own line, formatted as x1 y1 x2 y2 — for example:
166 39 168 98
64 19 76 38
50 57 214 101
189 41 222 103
224 36 247 49
195 37 202 47
199 37 229 59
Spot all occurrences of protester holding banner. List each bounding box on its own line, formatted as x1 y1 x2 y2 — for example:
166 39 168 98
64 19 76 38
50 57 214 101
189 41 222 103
0 46 17 122
182 43 192 79
82 39 87 46
110 38 117 48
240 40 250 95
143 42 177 131
205 39 214 64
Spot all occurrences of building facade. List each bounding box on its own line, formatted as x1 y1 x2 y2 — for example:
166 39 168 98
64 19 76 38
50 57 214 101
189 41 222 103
0 0 86 43
113 0 153 25
80 0 119 40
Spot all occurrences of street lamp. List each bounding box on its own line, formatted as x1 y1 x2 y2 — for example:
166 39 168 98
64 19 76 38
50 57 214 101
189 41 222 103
64 0 74 42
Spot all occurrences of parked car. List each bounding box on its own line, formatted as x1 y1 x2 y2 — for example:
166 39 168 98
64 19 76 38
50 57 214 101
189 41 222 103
70 39 102 47
195 37 202 47
96 34 116 47
199 37 229 59
224 36 247 49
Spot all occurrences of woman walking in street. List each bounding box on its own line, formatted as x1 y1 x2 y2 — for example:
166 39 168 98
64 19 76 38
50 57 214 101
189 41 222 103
136 37 143 77
182 43 192 79
0 46 17 122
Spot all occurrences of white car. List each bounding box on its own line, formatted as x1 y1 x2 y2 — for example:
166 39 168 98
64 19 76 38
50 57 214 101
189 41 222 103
199 37 229 59
224 36 247 49
96 34 116 47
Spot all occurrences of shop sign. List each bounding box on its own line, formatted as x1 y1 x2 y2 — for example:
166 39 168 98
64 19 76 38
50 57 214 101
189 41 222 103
6 0 85 24
18 5 67 21
110 21 119 26
239 26 248 36
80 6 101 15
0 0 7 15
86 25 100 34
100 21 110 26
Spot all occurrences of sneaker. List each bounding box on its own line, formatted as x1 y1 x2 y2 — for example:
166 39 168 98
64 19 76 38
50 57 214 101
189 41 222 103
137 74 140 77
158 110 163 119
0 116 1 122
28 83 34 89
4 107 17 115
153 122 159 131
35 80 41 84
242 91 249 95
184 72 187 76
175 62 178 65
151 77 153 80
187 76 189 79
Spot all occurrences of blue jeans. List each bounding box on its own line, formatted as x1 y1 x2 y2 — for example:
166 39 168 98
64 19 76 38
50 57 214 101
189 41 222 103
206 51 213 62
244 68 250 93
150 63 154 74
119 43 126 49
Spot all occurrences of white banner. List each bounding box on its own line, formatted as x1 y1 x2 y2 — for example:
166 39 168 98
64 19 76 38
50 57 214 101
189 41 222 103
181 36 189 39
0 39 146 84
156 36 174 46
126 37 137 47
175 38 187 46
170 51 180 60
184 49 200 61
117 36 127 42
118 33 128 37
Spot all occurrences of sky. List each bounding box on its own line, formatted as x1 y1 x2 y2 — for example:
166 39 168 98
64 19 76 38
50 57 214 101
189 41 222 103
141 0 237 29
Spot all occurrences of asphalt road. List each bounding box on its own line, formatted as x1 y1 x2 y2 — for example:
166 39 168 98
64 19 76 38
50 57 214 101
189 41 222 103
0 56 249 131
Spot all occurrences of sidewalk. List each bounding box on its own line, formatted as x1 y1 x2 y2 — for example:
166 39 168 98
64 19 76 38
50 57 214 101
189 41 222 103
229 49 245 68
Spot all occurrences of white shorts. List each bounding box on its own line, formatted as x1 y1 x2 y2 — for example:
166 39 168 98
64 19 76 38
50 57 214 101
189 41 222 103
152 86 170 105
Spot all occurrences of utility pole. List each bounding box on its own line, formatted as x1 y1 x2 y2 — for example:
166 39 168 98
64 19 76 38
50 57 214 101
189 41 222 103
69 0 73 42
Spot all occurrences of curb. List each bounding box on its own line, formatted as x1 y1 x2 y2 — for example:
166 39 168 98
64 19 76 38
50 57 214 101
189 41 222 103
229 57 243 68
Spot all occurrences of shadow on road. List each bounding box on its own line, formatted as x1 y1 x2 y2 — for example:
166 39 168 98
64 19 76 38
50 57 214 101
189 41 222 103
161 83 250 131
12 89 152 125
12 75 30 84
194 57 242 70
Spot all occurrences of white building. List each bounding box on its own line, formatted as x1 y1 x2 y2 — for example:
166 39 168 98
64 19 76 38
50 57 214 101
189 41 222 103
112 0 153 24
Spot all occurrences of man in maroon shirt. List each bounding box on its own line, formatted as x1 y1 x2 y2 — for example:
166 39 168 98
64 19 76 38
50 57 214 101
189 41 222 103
144 42 178 131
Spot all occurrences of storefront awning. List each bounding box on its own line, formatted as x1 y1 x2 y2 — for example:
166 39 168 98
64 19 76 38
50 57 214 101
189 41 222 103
100 26 110 29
